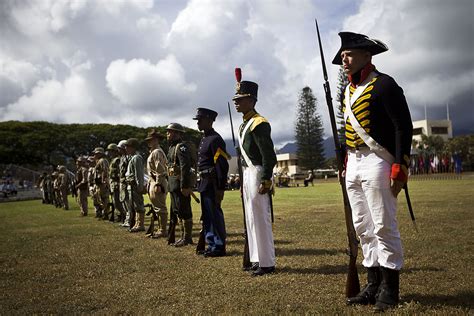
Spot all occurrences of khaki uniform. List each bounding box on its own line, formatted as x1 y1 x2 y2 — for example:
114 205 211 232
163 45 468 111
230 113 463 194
76 166 89 215
95 157 110 218
147 146 168 236
57 169 69 210
119 154 132 226
109 156 124 221
126 153 145 231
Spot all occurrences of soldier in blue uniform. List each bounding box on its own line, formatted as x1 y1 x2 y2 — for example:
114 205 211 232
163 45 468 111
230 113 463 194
193 108 230 257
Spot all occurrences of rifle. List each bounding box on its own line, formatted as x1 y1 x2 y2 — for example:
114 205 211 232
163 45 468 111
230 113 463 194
167 209 177 245
404 184 419 232
315 19 360 297
144 203 157 236
108 202 115 222
228 101 251 269
196 227 206 254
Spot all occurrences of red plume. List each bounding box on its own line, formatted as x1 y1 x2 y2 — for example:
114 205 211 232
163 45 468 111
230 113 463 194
235 68 242 82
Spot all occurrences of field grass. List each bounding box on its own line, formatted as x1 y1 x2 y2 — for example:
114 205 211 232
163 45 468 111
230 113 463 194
1 176 473 314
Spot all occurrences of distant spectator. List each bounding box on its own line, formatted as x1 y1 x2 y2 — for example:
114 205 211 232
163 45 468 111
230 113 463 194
304 171 314 187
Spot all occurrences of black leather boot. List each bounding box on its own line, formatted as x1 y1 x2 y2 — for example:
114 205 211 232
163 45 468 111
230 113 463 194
347 267 381 305
374 267 400 311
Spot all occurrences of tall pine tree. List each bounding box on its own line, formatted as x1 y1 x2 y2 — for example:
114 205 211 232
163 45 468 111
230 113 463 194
295 86 325 172
336 66 349 144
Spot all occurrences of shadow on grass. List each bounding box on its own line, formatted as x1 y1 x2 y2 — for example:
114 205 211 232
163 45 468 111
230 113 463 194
226 238 293 245
402 266 445 273
279 264 348 275
403 291 474 309
276 248 340 257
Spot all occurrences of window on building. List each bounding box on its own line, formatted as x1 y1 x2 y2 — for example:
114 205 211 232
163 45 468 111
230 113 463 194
413 127 423 135
431 126 448 135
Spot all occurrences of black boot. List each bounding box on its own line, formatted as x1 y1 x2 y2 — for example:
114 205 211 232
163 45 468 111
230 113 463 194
374 267 400 311
347 267 382 305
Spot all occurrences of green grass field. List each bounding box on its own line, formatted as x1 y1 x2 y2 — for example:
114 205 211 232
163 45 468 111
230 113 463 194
1 177 473 314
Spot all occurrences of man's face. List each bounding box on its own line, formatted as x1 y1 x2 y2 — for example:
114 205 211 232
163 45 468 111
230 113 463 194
125 145 134 155
196 117 212 132
146 138 158 149
167 130 180 142
234 96 255 114
341 49 371 75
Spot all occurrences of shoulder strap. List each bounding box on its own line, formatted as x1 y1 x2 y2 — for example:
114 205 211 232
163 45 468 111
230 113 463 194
344 72 394 164
238 117 256 169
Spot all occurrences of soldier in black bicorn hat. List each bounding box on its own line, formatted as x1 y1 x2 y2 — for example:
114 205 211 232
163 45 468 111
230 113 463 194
333 32 413 311
232 68 277 276
166 123 195 247
193 108 230 257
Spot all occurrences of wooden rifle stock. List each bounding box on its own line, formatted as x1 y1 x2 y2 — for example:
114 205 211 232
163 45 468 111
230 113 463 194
167 210 177 245
315 19 360 297
228 102 251 269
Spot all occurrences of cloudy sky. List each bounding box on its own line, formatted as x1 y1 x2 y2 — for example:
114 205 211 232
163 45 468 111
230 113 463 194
1 0 473 146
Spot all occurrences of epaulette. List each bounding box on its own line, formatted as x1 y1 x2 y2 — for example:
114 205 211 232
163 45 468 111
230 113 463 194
250 114 269 131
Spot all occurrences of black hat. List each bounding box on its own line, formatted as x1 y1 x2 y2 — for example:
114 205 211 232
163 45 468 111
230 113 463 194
232 81 258 101
193 108 218 120
332 32 388 65
232 68 258 101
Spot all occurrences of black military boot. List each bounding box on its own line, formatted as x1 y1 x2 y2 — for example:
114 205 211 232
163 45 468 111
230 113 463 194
374 267 400 311
347 267 382 305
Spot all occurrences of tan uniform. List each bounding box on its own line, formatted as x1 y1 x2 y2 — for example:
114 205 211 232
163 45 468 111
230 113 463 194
95 157 110 217
147 146 168 236
57 171 69 210
76 166 89 215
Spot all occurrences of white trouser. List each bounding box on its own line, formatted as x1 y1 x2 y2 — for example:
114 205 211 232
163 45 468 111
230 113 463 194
345 148 403 270
243 166 275 268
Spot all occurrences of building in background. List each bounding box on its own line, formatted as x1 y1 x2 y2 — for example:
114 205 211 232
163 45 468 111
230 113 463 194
412 119 453 142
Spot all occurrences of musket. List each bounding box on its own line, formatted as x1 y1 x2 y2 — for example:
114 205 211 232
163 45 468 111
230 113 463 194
315 19 360 297
145 203 157 236
228 101 251 269
190 191 200 204
404 184 418 232
108 202 115 222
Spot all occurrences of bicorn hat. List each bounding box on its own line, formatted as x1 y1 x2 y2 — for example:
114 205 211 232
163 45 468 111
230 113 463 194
193 107 218 121
232 68 258 101
166 123 186 133
332 32 388 65
145 128 164 141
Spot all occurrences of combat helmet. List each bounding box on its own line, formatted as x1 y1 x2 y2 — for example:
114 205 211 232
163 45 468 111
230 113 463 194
166 123 186 133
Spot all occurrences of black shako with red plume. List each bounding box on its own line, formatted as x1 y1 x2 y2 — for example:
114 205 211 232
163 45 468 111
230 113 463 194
232 67 258 101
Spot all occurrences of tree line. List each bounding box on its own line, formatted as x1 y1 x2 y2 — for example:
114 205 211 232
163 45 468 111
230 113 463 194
0 121 201 171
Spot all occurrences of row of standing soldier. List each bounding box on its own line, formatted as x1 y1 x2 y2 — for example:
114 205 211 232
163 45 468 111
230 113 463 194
38 26 415 306
37 69 278 278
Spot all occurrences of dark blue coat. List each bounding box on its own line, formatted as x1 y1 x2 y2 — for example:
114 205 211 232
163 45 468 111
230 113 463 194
197 129 230 192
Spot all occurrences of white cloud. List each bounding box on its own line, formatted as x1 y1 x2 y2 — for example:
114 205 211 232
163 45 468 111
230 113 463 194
1 73 97 123
0 0 472 142
105 55 197 112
